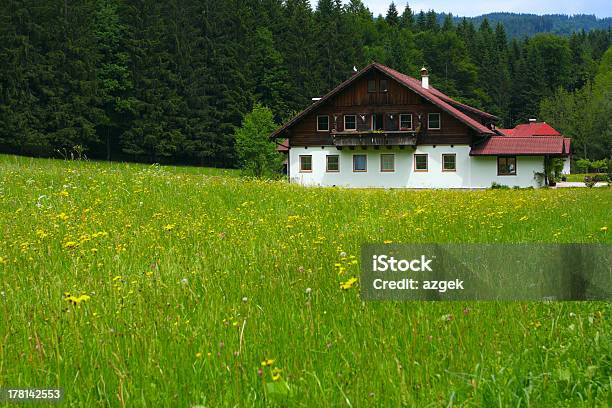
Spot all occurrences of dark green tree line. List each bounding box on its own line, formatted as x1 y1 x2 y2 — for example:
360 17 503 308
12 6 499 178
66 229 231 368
0 1 610 165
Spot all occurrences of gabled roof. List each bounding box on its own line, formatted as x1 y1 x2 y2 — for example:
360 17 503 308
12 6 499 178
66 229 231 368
271 62 496 138
470 136 569 156
511 122 561 137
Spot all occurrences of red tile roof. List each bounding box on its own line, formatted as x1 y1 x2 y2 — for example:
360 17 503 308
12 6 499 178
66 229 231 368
470 136 569 156
271 62 496 139
276 138 289 152
511 122 561 137
497 128 515 136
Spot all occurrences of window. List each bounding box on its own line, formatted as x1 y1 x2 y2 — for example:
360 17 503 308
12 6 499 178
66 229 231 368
368 80 376 93
326 155 339 172
414 154 428 171
353 154 367 172
442 154 456 171
299 155 312 172
428 113 441 130
399 114 412 130
498 156 517 175
344 115 357 131
380 154 395 172
317 115 329 132
380 79 388 92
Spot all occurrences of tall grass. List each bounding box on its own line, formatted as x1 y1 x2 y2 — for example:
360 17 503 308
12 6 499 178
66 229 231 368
0 154 610 406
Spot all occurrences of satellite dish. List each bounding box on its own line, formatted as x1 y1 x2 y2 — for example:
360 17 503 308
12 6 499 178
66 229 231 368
353 66 358 72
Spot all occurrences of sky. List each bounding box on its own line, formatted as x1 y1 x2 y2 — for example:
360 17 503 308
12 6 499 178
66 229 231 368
308 0 611 18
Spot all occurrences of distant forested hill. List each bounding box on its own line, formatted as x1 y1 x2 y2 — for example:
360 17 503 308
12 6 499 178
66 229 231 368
446 13 611 38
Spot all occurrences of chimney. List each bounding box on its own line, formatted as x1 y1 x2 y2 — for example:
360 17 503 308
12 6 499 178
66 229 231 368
420 67 429 89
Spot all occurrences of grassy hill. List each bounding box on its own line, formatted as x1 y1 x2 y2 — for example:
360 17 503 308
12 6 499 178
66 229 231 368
0 154 610 406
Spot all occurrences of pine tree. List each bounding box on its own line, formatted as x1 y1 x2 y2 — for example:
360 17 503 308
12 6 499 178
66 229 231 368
400 2 414 30
385 2 399 27
249 27 291 121
94 0 134 160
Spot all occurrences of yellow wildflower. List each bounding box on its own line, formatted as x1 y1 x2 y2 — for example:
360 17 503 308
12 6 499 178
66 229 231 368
340 277 358 290
64 241 78 249
261 359 275 367
163 224 175 231
271 367 282 381
601 226 608 232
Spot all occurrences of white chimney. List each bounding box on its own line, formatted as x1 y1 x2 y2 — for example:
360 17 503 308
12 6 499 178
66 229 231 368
420 67 429 89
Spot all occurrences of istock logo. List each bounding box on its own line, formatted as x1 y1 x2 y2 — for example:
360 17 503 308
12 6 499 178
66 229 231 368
372 254 433 272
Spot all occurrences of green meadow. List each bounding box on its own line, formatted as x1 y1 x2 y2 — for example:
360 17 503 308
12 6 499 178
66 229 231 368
0 154 610 407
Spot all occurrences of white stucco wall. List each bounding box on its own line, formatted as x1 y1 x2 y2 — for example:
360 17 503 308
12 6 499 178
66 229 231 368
288 145 545 188
562 157 571 174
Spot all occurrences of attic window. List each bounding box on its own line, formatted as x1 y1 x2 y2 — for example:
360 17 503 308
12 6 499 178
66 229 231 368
317 115 329 132
380 79 388 92
367 80 376 93
428 113 441 130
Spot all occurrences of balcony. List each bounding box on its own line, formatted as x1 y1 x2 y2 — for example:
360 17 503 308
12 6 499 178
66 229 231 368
331 130 417 147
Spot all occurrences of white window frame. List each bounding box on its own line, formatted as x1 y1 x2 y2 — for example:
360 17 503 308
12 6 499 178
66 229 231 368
317 115 329 132
326 155 339 172
380 154 395 172
428 113 441 130
344 115 357 131
442 153 456 172
414 154 428 172
399 114 413 130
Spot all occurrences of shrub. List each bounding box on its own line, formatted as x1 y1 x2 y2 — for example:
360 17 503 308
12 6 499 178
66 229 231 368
491 182 510 189
584 176 596 188
234 103 284 178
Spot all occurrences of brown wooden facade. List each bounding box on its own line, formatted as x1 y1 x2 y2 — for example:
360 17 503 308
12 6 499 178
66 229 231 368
285 70 475 147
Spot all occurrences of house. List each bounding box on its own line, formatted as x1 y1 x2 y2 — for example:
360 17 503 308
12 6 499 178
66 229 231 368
271 62 570 188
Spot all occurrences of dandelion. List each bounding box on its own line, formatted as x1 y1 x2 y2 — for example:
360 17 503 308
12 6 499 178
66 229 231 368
195 352 203 358
271 367 282 381
261 358 275 367
64 293 91 306
305 287 312 294
163 224 175 231
600 226 608 232
340 277 358 290
242 297 248 303
64 241 78 249
383 240 393 244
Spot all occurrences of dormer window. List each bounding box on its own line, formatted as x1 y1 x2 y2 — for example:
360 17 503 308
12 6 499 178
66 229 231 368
317 115 329 132
428 113 441 130
380 79 388 92
344 115 357 131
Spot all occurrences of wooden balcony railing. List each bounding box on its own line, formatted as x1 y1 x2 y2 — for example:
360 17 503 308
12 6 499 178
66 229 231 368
331 130 417 147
